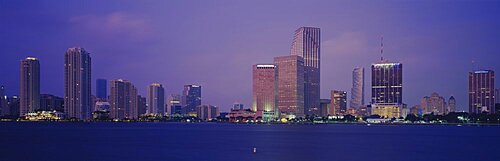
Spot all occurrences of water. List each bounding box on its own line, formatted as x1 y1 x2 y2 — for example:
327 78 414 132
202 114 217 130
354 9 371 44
0 122 499 161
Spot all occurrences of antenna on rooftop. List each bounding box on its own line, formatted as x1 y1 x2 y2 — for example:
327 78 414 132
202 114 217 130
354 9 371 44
380 35 384 61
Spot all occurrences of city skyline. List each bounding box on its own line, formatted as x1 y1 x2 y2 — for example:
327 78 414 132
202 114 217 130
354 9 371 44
1 1 500 112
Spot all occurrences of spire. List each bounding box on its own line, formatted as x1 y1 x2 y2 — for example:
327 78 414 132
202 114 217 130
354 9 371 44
380 35 384 61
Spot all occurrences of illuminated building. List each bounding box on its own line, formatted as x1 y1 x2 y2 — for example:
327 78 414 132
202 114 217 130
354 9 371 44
448 96 456 113
468 70 496 114
96 79 107 100
350 67 364 109
137 95 147 115
319 99 331 117
167 94 182 116
109 79 138 120
233 103 244 110
229 109 259 123
196 105 219 121
24 111 64 121
331 90 347 115
94 101 111 112
64 47 92 120
0 85 7 116
421 92 446 115
274 55 305 118
252 64 278 120
148 83 165 115
182 84 201 114
20 57 40 117
371 59 404 118
40 94 64 112
290 27 320 116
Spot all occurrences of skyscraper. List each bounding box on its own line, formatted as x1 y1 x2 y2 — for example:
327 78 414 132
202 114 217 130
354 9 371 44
109 79 138 119
20 57 40 116
167 94 182 115
468 70 495 114
64 47 92 120
252 64 278 120
448 96 456 113
196 105 219 121
96 79 107 100
274 55 305 118
40 94 64 112
182 84 201 115
371 60 404 118
0 85 7 116
421 92 446 115
350 67 365 109
331 90 347 115
137 95 147 116
148 83 165 115
290 27 320 116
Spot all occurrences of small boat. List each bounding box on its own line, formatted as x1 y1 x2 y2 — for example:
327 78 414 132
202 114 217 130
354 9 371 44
253 147 257 154
367 123 371 126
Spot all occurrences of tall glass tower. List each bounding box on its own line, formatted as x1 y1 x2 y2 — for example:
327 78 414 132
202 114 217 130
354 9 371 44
20 57 40 116
182 84 201 114
350 67 364 109
64 47 92 120
148 83 165 115
290 27 320 116
468 70 495 114
96 79 107 100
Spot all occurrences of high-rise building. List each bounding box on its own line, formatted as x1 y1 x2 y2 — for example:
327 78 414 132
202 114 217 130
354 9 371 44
7 96 20 117
233 103 244 110
350 67 365 109
0 85 7 116
40 94 64 112
331 90 347 115
421 92 446 115
495 89 499 104
274 55 305 118
371 60 404 118
182 84 201 115
252 64 278 120
167 94 182 115
148 83 165 115
20 57 40 116
64 47 92 120
137 95 147 116
448 96 456 113
319 99 331 117
96 79 107 100
109 79 138 119
196 105 219 121
290 27 320 116
468 70 496 114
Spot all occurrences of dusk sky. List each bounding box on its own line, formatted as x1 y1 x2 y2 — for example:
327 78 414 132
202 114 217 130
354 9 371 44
1 0 500 112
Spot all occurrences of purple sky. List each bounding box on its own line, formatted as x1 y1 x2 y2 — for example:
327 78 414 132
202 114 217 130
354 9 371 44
1 0 500 112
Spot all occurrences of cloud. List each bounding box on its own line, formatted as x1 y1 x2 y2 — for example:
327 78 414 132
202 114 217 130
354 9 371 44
69 12 153 41
322 31 371 56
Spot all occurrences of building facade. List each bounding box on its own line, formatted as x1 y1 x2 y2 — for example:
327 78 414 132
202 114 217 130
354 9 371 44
331 90 347 115
109 79 138 119
350 67 364 109
96 79 107 100
64 47 92 120
40 94 64 112
468 70 495 114
371 60 404 118
20 57 40 116
167 94 182 115
137 95 147 116
0 85 7 116
182 84 201 115
421 92 446 115
252 64 278 120
290 27 321 116
274 55 305 118
196 105 219 121
148 83 165 115
448 96 456 113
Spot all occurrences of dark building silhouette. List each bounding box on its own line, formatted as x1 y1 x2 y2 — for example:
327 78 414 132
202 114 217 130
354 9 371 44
182 84 201 115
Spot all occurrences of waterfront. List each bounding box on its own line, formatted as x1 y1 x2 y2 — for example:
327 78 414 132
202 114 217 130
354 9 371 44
0 122 499 161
